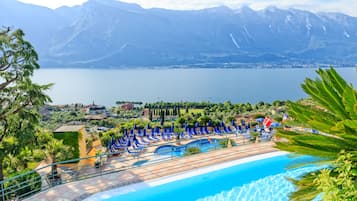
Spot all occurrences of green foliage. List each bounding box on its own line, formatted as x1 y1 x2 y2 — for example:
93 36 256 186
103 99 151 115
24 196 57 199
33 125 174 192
313 152 357 201
253 114 265 119
116 101 143 105
144 101 211 109
184 147 202 156
176 116 186 127
198 115 211 126
250 122 258 127
272 100 286 107
4 169 41 200
3 147 35 174
119 119 150 131
274 117 283 122
0 28 51 188
219 138 237 148
250 132 260 142
36 131 74 163
276 68 357 200
99 128 123 148
53 132 79 161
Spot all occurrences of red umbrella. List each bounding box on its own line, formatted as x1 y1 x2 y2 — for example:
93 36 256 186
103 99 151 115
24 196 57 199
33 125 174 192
263 116 272 127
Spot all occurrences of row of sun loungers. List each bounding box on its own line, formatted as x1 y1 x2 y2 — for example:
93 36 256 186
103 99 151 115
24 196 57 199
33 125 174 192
109 123 263 155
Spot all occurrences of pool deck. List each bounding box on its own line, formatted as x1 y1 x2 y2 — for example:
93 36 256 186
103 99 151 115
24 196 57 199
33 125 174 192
26 141 278 201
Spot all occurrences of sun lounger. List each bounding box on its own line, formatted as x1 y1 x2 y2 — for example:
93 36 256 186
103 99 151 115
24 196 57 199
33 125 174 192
199 127 204 135
167 133 172 140
151 132 160 141
204 127 210 134
180 132 185 139
223 126 229 133
137 129 143 137
193 128 198 135
187 129 193 139
162 133 168 141
133 143 145 150
214 127 222 135
126 148 141 156
147 130 157 142
134 136 148 145
112 143 126 149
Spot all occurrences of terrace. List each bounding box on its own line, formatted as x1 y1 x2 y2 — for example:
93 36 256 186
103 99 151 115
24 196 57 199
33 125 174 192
26 141 278 201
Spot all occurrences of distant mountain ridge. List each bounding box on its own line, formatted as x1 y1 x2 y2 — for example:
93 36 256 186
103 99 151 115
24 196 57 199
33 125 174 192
1 0 357 67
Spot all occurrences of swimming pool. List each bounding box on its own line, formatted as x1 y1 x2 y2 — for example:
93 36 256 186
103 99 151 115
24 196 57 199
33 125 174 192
85 152 322 201
154 139 221 157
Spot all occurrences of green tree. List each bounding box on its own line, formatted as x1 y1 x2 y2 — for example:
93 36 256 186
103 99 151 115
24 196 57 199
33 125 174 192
37 131 73 185
276 68 357 200
148 110 153 121
0 28 51 198
99 128 123 149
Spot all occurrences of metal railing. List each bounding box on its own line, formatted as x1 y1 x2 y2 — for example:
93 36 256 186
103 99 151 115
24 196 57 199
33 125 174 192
0 131 273 201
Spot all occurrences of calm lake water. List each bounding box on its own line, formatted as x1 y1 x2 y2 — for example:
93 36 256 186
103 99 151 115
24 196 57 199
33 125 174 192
33 68 357 106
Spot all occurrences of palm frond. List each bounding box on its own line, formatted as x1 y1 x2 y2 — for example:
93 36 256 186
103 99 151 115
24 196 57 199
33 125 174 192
276 68 357 200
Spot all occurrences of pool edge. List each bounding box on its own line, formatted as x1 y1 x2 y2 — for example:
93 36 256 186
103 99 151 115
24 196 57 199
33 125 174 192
84 151 287 201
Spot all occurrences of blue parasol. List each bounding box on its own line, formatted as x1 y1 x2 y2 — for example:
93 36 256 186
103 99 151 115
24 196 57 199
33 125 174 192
271 122 281 128
256 118 264 123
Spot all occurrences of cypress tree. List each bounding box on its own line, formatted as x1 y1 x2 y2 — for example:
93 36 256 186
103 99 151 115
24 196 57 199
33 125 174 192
149 110 153 122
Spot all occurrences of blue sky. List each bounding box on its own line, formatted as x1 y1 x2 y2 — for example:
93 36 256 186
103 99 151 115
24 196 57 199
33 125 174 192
19 0 357 16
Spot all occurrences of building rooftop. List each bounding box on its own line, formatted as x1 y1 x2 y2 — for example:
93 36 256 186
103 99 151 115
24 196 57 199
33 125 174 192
54 125 85 133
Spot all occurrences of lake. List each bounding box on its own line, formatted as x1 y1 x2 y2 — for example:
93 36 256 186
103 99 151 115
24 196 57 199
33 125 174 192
33 67 357 106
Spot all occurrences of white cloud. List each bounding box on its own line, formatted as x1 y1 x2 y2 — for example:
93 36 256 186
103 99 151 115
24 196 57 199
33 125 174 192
18 0 357 16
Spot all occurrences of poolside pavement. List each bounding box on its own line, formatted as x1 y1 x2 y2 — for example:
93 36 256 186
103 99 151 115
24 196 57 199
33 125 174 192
26 141 278 201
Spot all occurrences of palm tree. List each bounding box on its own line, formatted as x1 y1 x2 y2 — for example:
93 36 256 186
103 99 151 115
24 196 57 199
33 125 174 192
276 68 357 200
36 131 72 184
44 138 72 180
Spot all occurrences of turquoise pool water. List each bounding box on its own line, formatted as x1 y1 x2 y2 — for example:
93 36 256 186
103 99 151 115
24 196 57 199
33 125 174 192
154 139 221 157
99 154 321 201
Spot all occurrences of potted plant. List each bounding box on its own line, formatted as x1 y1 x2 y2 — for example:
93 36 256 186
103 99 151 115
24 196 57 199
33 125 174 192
95 150 102 168
174 127 183 145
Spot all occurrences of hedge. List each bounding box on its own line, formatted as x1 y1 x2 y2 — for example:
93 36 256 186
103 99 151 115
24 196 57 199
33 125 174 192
54 131 80 162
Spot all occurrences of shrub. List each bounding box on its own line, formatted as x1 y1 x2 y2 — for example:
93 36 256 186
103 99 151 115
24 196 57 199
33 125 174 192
54 132 79 161
250 122 258 127
250 132 260 142
99 128 124 148
4 169 41 200
253 114 265 119
219 138 236 148
184 147 202 156
275 117 283 122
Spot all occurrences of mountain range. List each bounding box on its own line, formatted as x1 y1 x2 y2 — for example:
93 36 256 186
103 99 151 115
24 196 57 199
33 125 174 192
1 0 357 68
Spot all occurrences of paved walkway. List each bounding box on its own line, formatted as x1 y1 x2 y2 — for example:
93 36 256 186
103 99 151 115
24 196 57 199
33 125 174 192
26 141 278 201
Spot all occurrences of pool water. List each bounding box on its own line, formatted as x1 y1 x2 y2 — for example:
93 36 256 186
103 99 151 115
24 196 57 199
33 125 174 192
95 154 321 201
154 139 221 157
132 160 149 166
